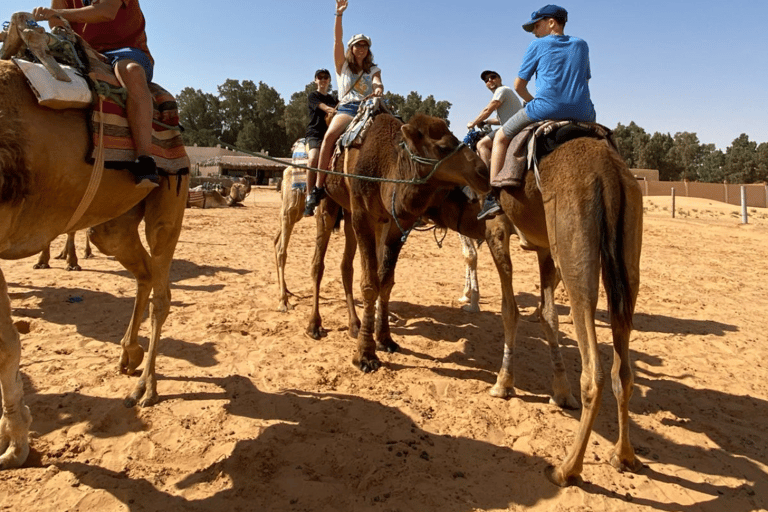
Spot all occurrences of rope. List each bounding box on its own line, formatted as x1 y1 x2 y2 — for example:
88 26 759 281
91 80 127 108
64 96 106 232
216 139 467 186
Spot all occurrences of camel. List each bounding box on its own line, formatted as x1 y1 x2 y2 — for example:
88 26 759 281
273 166 310 312
307 113 489 371
482 136 644 486
34 230 92 271
0 56 188 470
187 178 251 208
457 233 481 311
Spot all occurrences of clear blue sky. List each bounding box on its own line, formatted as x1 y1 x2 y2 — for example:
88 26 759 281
4 0 766 151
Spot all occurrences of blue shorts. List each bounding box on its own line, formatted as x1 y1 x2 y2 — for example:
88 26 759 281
102 47 154 82
336 102 361 117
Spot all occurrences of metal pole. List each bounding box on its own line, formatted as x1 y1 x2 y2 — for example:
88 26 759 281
671 188 676 218
741 186 748 224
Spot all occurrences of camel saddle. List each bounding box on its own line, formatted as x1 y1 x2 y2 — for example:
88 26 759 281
491 120 617 188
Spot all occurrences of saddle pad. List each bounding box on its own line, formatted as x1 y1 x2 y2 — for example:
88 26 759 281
89 82 189 172
13 57 93 109
490 121 615 188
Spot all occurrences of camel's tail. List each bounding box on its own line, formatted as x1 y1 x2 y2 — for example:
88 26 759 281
595 151 641 335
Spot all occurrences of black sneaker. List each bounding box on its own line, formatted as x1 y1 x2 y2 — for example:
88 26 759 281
477 195 501 220
133 155 160 189
304 186 325 217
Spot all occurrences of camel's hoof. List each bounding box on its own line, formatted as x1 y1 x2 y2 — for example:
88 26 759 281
32 263 50 270
138 394 159 408
119 346 144 375
461 303 480 313
544 465 583 487
610 452 645 473
376 338 399 353
550 393 580 410
277 302 293 313
355 354 381 373
489 384 514 399
66 265 82 271
305 326 328 340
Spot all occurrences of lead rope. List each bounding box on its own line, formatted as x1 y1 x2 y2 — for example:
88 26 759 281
64 96 106 232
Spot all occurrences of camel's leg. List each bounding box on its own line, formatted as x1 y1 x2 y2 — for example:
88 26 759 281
485 222 519 398
306 199 339 340
0 270 33 469
373 227 404 353
544 202 603 487
33 243 52 269
536 250 578 409
89 206 147 382
609 193 644 475
340 210 360 338
274 186 303 312
89 176 187 408
83 232 93 258
352 212 382 372
62 232 81 271
458 234 480 312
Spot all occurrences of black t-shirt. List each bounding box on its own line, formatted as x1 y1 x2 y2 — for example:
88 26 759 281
306 91 339 139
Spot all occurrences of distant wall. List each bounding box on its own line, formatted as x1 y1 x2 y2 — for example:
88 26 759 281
639 180 768 208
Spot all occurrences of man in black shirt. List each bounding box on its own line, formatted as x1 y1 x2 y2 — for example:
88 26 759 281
304 69 338 217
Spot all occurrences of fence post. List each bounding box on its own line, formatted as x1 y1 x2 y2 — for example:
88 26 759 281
765 183 768 208
684 179 689 197
671 187 676 218
741 186 748 224
724 181 728 204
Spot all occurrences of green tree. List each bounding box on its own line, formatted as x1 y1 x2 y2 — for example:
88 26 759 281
386 91 452 123
668 131 704 181
217 79 289 155
696 146 726 182
724 134 759 183
756 142 768 183
283 82 316 146
176 87 223 146
613 122 648 168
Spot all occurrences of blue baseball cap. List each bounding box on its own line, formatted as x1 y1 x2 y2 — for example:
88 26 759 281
522 5 568 32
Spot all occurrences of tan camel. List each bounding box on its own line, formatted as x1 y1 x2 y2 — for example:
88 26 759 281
187 179 251 208
34 230 92 271
485 136 644 486
273 166 309 312
0 58 188 470
307 113 489 371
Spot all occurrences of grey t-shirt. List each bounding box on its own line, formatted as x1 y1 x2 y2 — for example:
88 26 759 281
493 85 523 124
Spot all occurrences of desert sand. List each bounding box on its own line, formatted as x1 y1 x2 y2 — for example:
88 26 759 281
1 190 767 511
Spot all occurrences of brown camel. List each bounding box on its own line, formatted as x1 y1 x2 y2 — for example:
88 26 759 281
0 59 188 469
34 230 92 271
307 113 489 371
486 136 644 486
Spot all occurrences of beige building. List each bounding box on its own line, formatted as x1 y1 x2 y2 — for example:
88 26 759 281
185 145 290 185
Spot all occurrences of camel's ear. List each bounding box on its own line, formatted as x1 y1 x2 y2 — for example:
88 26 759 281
401 124 423 148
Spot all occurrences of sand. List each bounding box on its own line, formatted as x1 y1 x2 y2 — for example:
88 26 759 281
1 190 767 511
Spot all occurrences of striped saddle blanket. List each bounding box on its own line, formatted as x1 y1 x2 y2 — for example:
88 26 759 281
89 83 190 173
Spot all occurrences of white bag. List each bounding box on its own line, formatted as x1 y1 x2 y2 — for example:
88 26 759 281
12 57 92 109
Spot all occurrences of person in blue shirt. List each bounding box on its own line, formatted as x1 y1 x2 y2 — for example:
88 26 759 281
478 4 596 220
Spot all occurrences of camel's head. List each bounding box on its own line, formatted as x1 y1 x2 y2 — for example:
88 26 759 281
401 114 490 194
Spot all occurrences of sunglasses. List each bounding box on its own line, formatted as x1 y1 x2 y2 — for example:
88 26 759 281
485 75 499 82
317 75 331 80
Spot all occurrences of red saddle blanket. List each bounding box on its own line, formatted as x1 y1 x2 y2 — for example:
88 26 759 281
89 83 190 173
